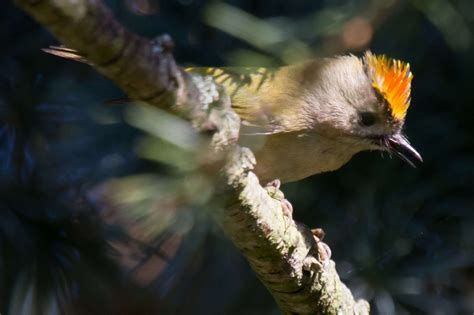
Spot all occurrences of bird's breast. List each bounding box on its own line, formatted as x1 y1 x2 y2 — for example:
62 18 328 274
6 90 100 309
240 131 363 183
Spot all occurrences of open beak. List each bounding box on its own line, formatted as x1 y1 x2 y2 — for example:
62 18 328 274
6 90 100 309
383 134 423 167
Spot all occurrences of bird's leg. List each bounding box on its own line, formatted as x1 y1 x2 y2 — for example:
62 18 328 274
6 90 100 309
264 179 293 218
311 228 332 267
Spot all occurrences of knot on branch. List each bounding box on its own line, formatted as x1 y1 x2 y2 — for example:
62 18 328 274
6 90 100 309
225 147 256 187
190 74 240 152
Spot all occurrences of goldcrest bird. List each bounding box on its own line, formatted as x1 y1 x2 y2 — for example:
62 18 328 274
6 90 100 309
188 51 422 183
45 47 421 183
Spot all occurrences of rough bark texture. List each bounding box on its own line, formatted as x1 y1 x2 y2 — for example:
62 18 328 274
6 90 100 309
15 0 370 313
222 148 369 314
16 0 206 120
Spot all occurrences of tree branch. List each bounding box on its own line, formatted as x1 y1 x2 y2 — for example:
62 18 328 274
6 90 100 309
221 148 369 314
15 0 369 313
16 0 205 118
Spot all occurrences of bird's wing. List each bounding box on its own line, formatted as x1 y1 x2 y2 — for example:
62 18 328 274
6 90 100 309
186 66 289 134
43 46 305 134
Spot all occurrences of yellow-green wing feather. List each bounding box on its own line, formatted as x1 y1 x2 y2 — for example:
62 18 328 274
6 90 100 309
186 67 276 123
42 45 308 134
186 64 311 134
185 67 275 96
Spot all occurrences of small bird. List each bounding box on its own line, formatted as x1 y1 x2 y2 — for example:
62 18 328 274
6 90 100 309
45 47 422 183
188 51 422 183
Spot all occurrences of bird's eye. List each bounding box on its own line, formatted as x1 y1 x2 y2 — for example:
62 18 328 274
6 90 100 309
360 112 376 127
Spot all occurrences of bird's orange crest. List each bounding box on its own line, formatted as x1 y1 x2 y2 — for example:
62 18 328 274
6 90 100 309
364 52 413 121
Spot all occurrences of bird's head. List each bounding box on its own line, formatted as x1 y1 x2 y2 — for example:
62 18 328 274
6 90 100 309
305 51 422 167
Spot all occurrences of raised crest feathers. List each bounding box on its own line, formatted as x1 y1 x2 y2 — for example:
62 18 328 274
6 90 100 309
364 52 413 121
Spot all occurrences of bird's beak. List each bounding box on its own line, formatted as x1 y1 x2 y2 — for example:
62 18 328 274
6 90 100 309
385 134 423 167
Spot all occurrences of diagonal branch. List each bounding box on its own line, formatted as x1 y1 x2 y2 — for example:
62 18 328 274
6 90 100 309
17 0 203 118
15 0 369 313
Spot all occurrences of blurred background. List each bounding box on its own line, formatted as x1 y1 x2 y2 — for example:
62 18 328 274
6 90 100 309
0 0 473 314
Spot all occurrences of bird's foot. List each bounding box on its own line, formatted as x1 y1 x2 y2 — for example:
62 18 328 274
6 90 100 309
311 228 331 267
265 179 282 192
264 179 293 218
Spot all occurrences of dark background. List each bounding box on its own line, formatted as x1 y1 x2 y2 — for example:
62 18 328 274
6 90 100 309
0 0 473 314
